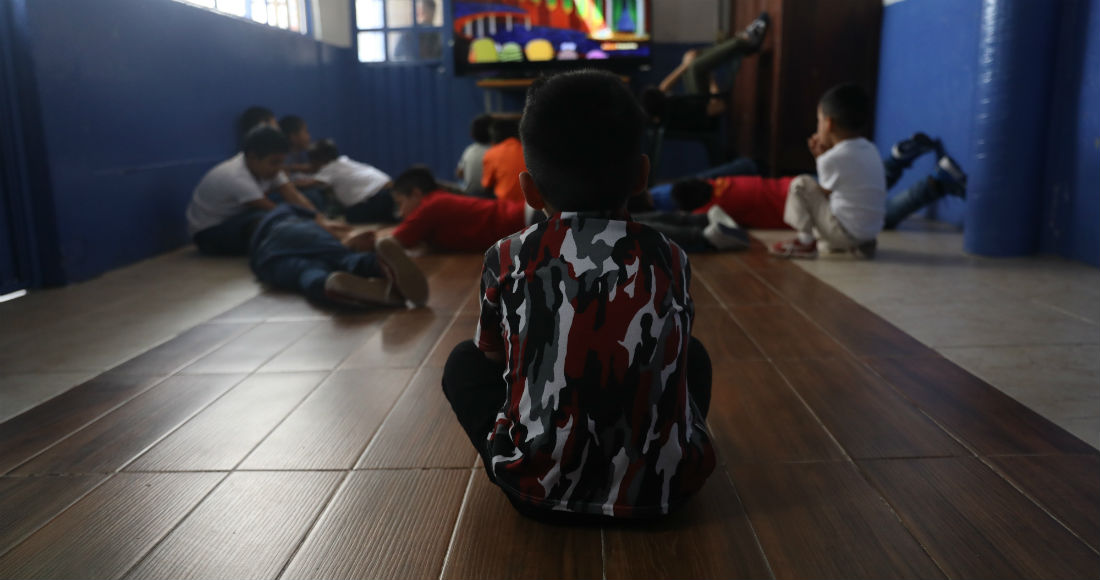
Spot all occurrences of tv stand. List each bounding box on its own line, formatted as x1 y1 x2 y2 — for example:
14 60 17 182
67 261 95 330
476 75 631 113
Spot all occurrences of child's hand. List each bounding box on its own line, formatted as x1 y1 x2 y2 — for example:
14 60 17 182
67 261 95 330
681 49 698 65
807 134 829 158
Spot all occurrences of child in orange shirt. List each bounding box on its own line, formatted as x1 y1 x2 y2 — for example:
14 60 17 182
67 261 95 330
481 116 527 203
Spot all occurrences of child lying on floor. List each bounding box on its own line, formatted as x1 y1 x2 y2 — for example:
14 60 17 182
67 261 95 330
248 204 427 309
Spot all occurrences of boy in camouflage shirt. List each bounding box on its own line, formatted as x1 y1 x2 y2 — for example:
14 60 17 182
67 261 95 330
442 70 716 522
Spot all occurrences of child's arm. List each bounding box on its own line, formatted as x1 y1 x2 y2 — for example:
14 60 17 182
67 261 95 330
475 246 507 361
293 177 328 189
659 49 697 92
243 197 278 211
272 181 318 211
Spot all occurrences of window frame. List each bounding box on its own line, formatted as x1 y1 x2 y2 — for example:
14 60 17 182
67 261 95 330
355 0 446 65
174 0 312 35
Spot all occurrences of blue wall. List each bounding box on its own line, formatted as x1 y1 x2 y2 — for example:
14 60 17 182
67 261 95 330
18 0 360 282
875 0 1098 266
1040 0 1099 266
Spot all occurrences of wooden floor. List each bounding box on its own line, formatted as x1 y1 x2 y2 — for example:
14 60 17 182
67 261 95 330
1 242 1098 579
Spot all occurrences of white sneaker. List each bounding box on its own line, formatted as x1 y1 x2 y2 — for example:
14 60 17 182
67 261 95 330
703 206 750 250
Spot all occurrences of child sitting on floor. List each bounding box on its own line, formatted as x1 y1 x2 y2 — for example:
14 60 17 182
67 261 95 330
456 113 493 195
481 116 527 204
186 126 316 256
770 83 887 259
442 70 716 523
301 139 397 224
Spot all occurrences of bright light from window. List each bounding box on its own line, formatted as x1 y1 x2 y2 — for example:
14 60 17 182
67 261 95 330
358 31 386 62
0 289 27 304
356 0 384 29
217 0 247 17
173 0 305 33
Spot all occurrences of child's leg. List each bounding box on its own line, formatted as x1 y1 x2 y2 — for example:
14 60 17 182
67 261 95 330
441 340 507 470
782 175 855 249
686 337 712 419
255 256 334 303
692 157 758 180
884 178 945 230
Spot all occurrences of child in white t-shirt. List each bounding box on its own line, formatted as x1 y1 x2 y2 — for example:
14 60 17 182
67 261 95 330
300 139 397 224
456 114 492 195
186 126 317 256
770 83 887 259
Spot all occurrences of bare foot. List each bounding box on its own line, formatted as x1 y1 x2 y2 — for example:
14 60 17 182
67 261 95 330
343 228 378 252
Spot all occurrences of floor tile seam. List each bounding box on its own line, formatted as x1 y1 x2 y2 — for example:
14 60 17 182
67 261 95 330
121 320 260 377
692 263 856 466
256 467 348 580
438 468 478 580
114 471 233 580
735 252 993 461
1028 299 1100 325
0 471 116 561
351 299 470 470
870 452 1100 559
717 467 776 580
105 373 257 475
216 368 340 474
0 372 187 477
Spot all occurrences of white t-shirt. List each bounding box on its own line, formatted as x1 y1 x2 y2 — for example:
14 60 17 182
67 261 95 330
817 137 887 241
314 156 392 207
457 143 490 191
185 153 288 235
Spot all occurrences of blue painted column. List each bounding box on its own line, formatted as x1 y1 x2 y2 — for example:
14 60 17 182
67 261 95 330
965 0 1061 256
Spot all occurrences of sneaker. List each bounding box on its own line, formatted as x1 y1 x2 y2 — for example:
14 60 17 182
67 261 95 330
890 132 943 167
324 272 403 307
934 154 968 198
850 239 877 260
741 12 770 50
374 236 429 307
703 206 750 250
770 238 818 259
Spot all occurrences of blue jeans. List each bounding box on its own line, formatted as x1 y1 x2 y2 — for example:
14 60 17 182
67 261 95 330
882 156 945 230
249 205 382 304
649 157 759 211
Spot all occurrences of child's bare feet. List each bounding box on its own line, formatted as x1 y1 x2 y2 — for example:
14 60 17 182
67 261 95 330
343 228 378 252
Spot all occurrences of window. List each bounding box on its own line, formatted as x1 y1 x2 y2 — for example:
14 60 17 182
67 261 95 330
356 0 444 63
176 0 308 34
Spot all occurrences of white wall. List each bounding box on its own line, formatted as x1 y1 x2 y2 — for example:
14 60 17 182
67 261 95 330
313 0 352 48
652 0 722 43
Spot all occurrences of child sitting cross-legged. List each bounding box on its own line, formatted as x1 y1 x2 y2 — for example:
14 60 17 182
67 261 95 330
441 70 716 523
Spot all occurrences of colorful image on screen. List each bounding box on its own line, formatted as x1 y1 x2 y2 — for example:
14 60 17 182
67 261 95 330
453 0 651 73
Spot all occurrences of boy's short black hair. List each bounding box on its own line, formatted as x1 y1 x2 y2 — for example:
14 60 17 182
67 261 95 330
279 115 307 136
471 114 493 145
392 165 438 195
819 83 871 133
242 126 290 158
307 139 340 165
237 106 275 143
489 117 520 144
670 179 715 212
520 70 648 211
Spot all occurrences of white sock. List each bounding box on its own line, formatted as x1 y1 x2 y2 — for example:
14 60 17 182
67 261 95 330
797 232 815 245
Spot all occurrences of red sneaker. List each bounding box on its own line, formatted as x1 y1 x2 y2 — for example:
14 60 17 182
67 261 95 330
770 238 818 259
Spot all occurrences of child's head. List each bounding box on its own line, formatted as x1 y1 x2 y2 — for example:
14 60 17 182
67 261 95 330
279 115 311 150
670 179 715 212
489 116 520 144
307 139 341 170
391 165 439 219
817 83 871 141
241 126 290 180
237 106 276 145
470 114 493 145
519 70 649 212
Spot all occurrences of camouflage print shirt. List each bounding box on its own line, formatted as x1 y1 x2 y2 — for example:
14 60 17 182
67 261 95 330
475 211 716 517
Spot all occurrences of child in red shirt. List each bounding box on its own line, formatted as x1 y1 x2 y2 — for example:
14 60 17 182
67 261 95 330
388 166 533 252
481 117 527 204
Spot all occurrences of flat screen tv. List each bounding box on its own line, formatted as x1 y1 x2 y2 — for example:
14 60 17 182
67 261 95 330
453 0 653 76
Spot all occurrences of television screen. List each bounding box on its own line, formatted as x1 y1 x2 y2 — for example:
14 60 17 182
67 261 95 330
453 0 652 76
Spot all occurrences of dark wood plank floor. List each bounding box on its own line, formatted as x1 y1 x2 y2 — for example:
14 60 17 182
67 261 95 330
1 241 1097 579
